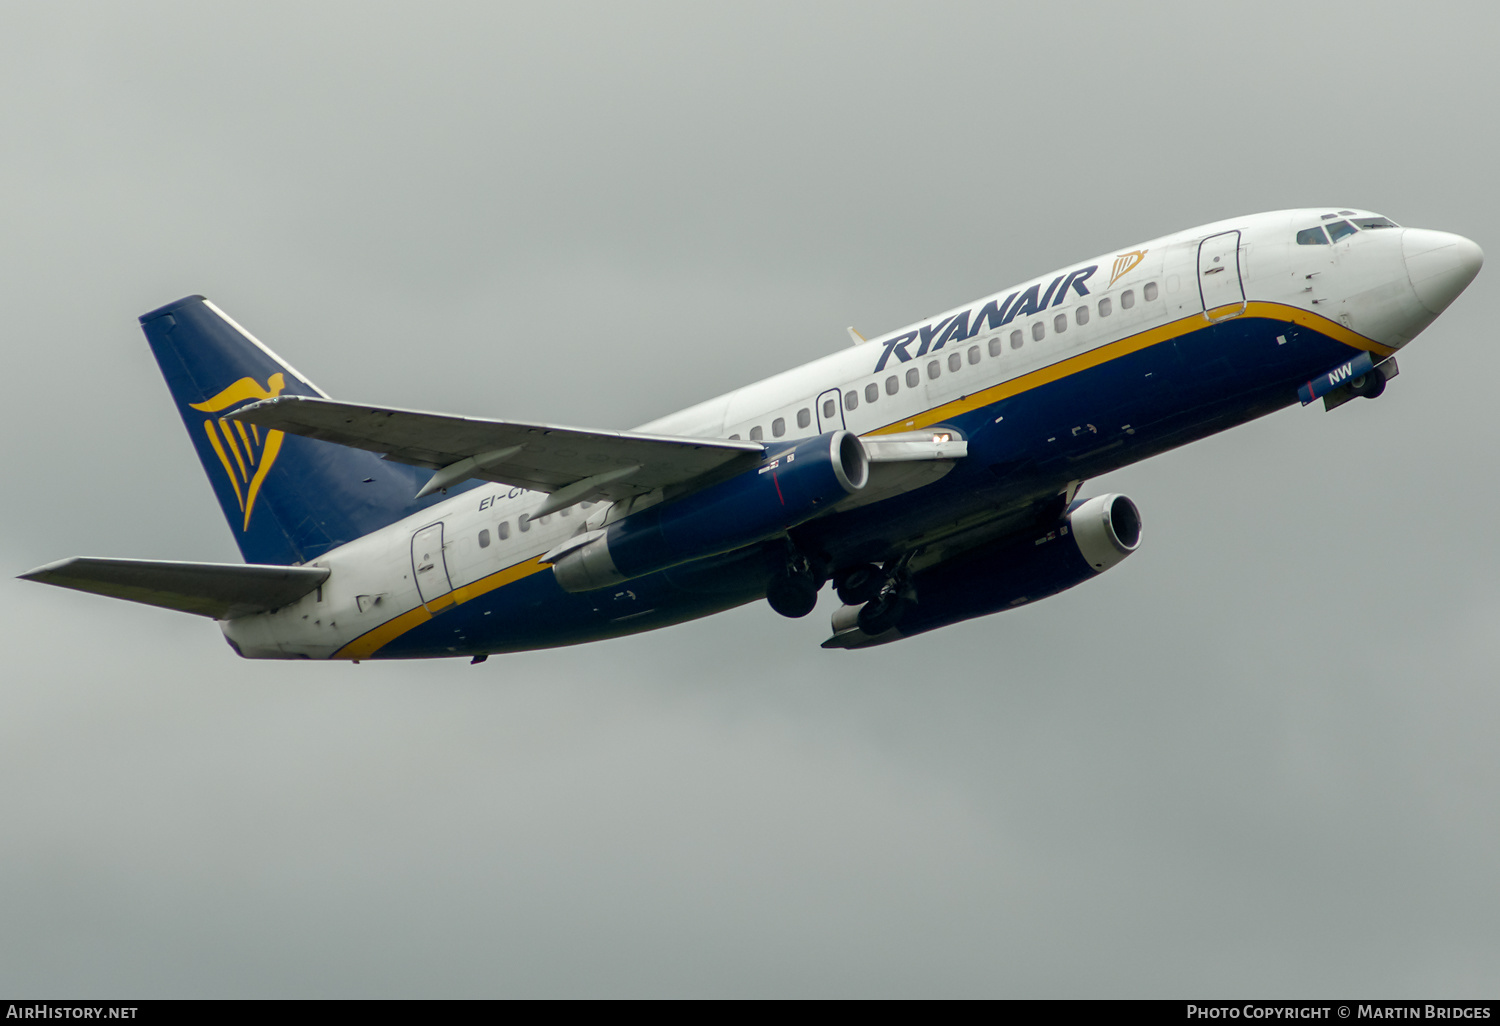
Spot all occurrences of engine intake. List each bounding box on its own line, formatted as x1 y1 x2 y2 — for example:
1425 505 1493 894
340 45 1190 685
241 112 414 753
552 430 868 592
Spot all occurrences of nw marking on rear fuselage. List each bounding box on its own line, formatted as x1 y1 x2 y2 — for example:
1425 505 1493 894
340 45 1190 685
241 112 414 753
873 265 1098 372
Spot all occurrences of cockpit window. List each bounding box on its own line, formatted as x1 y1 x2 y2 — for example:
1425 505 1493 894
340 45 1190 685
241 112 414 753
1296 226 1330 245
1353 216 1399 230
1326 219 1358 242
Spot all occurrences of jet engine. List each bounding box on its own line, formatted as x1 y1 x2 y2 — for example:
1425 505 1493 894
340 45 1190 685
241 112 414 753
550 430 869 592
824 493 1142 648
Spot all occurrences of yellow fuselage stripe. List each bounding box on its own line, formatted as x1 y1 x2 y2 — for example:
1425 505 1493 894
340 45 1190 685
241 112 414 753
335 556 552 660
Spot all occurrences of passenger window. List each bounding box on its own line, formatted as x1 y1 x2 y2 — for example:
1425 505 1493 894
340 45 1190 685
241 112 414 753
906 367 920 387
864 382 878 403
497 521 510 540
539 514 551 524
1144 282 1159 301
1099 297 1112 317
988 337 1002 357
772 417 786 437
885 375 899 395
927 360 941 380
1121 289 1135 310
1031 321 1045 342
1296 226 1330 245
1053 313 1067 334
797 408 811 428
749 426 763 440
728 433 740 440
518 513 530 533
580 501 592 509
1326 219 1357 242
968 345 980 365
844 390 858 411
1010 329 1023 349
560 507 571 518
943 352 957 372
823 398 836 418
1076 305 1089 326
478 529 491 548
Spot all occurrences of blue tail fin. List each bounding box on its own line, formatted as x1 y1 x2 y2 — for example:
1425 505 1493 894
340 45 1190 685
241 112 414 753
141 296 450 565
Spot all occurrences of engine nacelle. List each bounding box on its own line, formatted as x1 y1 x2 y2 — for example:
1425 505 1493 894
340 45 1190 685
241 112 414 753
824 493 1142 648
551 430 869 592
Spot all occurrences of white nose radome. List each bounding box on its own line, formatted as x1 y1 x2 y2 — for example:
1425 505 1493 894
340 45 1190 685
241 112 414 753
1403 229 1483 315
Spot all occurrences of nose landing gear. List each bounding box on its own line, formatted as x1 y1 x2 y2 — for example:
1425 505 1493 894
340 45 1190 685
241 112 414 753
1348 370 1386 400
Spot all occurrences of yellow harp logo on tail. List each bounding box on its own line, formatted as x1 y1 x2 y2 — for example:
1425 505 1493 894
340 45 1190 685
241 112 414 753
1109 249 1147 287
189 373 286 531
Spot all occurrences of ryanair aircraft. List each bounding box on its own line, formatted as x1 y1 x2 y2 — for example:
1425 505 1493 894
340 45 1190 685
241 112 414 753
21 209 1483 660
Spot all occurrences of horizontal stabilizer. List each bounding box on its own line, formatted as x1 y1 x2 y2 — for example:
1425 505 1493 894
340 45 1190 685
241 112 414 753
18 557 330 620
231 396 765 501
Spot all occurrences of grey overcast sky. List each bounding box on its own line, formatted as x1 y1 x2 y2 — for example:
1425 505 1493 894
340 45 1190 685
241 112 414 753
2 0 1498 998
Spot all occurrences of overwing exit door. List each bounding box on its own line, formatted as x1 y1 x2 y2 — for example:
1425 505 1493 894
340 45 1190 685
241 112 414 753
815 387 845 433
1197 230 1246 319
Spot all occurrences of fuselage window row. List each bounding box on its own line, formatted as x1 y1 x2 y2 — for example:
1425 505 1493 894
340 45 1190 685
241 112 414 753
722 281 1161 442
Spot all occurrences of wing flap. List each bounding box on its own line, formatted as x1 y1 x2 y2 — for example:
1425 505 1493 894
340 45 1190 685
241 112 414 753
231 396 763 500
19 557 330 620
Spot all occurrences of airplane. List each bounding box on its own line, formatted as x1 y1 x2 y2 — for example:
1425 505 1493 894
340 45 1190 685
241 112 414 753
20 209 1483 660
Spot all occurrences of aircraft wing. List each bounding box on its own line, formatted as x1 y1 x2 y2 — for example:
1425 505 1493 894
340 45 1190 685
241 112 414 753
19 557 330 619
231 396 765 505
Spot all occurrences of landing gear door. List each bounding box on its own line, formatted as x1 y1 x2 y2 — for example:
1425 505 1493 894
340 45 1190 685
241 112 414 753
411 522 453 607
816 387 846 433
1198 230 1246 320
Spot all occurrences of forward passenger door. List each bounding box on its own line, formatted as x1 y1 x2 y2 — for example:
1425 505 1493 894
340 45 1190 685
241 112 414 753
1198 231 1246 319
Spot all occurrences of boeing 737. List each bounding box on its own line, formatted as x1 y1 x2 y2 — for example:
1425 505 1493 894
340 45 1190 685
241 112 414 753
20 209 1483 659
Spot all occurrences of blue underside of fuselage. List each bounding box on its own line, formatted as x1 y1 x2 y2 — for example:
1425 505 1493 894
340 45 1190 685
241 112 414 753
373 314 1364 658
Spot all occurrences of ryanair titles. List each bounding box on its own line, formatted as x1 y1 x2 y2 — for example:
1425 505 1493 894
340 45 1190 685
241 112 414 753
874 265 1097 373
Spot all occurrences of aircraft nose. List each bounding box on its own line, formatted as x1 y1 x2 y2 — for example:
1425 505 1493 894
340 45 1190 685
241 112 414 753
1403 228 1483 315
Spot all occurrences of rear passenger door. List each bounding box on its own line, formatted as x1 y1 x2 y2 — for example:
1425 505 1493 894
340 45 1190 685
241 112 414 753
410 522 453 608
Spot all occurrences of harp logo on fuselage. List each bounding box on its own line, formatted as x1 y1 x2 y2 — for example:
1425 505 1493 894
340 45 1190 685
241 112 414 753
1109 249 1148 287
189 373 287 531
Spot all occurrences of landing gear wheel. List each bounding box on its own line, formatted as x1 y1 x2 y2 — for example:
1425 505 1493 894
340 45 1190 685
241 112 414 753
835 565 884 606
856 592 906 635
766 572 818 618
1349 371 1386 400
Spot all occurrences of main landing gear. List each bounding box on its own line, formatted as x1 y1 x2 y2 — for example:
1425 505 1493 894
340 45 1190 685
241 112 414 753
833 559 911 635
765 550 821 618
764 549 914 632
